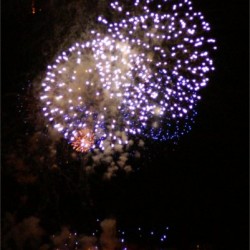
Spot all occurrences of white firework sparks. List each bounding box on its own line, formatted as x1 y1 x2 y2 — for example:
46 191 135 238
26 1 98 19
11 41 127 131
40 0 216 153
40 35 150 151
101 0 216 140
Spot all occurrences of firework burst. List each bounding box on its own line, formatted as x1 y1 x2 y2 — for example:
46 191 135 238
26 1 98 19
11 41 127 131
100 0 216 139
71 128 95 153
40 0 216 153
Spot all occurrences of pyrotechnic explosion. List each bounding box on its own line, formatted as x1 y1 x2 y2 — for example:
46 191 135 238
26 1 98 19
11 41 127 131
71 128 95 152
40 0 216 154
40 36 147 152
102 0 216 140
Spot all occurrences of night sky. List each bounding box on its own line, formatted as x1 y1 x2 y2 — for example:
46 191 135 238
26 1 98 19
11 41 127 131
2 0 249 250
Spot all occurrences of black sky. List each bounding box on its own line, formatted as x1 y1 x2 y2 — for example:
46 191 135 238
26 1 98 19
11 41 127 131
2 0 249 249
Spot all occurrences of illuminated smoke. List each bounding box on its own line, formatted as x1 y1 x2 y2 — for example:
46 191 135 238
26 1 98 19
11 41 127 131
100 219 119 250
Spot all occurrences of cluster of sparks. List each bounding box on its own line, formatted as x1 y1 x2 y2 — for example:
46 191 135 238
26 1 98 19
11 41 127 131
49 222 170 249
40 0 216 153
71 128 95 152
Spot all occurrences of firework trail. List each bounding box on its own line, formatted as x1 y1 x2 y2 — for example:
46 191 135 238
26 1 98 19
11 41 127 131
40 0 216 154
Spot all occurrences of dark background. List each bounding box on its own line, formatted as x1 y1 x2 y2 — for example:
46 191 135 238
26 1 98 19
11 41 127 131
2 0 249 249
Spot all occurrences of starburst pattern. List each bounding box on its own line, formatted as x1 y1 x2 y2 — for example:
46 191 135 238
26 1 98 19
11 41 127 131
71 128 95 153
100 0 216 139
40 0 216 152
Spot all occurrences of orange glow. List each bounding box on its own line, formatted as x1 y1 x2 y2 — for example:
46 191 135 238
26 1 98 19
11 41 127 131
71 129 95 153
32 0 36 14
